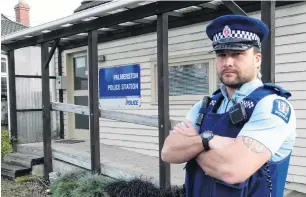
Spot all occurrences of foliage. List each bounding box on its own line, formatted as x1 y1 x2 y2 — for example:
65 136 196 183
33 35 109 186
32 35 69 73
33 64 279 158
50 170 88 197
104 177 162 197
1 130 12 158
51 170 186 197
71 174 111 197
160 185 185 197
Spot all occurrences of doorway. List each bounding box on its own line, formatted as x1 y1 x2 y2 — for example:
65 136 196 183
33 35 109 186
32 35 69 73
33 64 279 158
72 54 89 139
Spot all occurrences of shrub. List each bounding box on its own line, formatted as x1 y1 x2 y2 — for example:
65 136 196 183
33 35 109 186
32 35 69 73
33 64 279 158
50 170 88 197
104 177 162 197
1 130 12 158
160 185 185 197
71 174 111 197
50 170 186 197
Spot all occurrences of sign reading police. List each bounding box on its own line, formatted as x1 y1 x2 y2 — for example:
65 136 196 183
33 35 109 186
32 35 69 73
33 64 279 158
99 64 141 108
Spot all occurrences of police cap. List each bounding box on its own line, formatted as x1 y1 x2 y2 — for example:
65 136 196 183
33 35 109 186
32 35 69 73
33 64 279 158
206 15 269 51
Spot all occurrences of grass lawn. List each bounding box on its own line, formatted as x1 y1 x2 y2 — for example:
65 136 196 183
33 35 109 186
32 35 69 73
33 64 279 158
1 177 49 197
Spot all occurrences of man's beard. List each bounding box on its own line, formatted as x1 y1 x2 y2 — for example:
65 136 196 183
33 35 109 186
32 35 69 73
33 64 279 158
218 73 247 89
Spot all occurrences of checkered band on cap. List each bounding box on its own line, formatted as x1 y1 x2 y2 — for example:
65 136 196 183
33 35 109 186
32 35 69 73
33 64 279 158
213 29 261 47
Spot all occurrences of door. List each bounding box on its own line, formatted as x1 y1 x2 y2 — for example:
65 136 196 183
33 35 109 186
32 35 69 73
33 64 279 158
72 55 89 139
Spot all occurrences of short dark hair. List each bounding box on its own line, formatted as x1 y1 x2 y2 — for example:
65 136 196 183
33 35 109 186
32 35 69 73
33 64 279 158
253 47 261 54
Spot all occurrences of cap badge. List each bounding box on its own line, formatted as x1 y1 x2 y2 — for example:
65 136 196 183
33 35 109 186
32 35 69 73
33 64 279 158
222 25 231 38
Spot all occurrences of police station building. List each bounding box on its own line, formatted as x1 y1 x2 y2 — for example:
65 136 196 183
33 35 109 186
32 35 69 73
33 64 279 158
50 1 306 193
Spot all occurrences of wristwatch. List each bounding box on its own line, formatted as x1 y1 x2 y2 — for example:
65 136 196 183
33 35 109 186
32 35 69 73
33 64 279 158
201 131 214 151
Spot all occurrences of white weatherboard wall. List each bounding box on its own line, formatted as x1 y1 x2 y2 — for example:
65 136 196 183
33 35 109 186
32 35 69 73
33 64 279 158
59 2 306 192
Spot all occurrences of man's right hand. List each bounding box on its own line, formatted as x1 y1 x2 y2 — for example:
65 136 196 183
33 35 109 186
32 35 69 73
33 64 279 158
210 135 235 149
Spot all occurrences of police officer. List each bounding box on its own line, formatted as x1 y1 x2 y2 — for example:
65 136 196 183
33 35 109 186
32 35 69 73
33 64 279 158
161 14 296 197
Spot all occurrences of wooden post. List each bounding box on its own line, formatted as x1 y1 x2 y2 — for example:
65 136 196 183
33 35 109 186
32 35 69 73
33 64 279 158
41 42 53 179
7 50 18 152
261 1 275 83
57 47 64 139
157 13 171 188
88 30 101 174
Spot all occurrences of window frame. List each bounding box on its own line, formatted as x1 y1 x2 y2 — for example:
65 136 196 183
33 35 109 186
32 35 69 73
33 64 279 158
1 76 8 95
73 54 88 91
1 56 8 96
150 52 218 104
1 56 7 76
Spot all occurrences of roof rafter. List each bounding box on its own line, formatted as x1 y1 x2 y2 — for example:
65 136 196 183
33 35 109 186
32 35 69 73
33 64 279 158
2 1 206 51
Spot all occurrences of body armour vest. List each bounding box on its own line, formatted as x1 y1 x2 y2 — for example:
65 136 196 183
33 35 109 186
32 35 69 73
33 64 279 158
184 83 292 197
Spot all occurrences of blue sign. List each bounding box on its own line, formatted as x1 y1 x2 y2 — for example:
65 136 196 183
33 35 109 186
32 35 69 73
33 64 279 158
99 64 141 108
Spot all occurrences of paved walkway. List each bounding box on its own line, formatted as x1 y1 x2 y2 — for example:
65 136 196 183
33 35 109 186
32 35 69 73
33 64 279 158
285 191 306 197
18 140 306 196
18 140 186 186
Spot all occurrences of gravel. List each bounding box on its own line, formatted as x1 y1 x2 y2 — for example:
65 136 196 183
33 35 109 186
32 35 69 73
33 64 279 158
1 177 49 197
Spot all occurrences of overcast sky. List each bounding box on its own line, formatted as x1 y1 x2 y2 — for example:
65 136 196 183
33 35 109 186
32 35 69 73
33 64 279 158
1 0 82 26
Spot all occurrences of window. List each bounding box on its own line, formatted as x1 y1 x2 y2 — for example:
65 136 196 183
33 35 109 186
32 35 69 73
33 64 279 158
168 63 209 96
151 54 219 103
1 57 7 96
1 61 6 73
73 56 88 90
74 96 89 130
1 58 6 73
1 77 7 95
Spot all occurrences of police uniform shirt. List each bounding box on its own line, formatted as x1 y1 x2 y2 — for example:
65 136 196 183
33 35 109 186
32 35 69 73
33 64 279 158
186 79 296 162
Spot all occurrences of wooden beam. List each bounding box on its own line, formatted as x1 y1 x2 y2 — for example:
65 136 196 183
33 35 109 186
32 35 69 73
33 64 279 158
41 42 53 179
157 13 171 188
261 1 275 83
7 50 18 152
167 11 184 17
108 25 126 30
50 102 180 128
88 30 101 174
221 0 247 16
134 18 154 24
57 47 64 139
51 102 89 115
198 2 218 9
44 39 60 69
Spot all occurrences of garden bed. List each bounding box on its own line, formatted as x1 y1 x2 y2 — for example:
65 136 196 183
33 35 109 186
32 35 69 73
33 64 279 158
49 170 185 197
1 177 49 197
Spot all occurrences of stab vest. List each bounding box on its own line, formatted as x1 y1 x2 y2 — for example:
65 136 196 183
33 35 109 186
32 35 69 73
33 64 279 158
184 83 292 197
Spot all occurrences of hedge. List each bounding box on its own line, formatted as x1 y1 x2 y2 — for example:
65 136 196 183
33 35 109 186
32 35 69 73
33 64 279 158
50 170 184 197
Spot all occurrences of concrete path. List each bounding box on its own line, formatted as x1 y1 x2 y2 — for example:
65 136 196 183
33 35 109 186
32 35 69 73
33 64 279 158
18 140 186 186
17 140 306 196
285 190 306 197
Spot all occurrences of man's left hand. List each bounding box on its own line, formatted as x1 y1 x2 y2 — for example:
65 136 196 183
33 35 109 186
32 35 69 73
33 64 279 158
171 120 198 136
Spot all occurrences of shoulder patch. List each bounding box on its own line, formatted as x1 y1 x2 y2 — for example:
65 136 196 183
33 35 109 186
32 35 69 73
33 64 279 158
271 99 291 123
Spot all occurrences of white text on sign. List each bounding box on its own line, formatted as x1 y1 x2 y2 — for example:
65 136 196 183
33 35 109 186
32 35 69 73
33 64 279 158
107 83 139 91
113 73 139 80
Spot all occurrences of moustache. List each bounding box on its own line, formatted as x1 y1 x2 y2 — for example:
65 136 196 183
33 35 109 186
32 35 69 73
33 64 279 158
221 69 238 75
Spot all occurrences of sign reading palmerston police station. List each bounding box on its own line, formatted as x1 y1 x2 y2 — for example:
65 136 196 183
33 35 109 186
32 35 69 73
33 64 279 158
99 64 141 108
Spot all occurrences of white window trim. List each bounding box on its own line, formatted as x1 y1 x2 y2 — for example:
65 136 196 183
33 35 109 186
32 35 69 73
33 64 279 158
1 55 8 77
72 52 88 94
150 52 218 105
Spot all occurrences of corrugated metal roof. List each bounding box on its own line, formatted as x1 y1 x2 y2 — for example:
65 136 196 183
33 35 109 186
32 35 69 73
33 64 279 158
74 0 112 13
1 14 28 36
